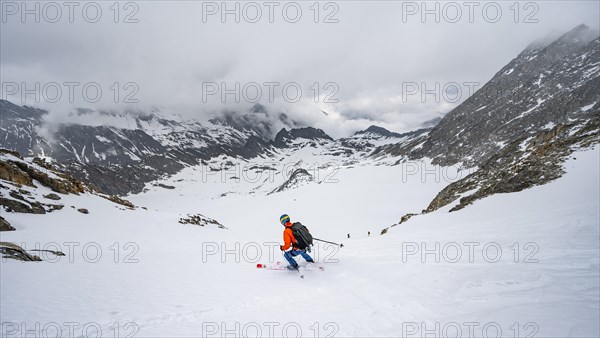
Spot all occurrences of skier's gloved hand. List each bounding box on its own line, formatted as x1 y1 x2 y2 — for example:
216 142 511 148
279 245 284 251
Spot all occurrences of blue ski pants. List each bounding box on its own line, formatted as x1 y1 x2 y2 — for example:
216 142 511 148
283 249 313 268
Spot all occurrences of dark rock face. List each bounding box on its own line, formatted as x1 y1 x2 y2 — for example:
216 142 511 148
273 129 293 148
77 208 89 214
273 127 333 148
273 127 334 148
237 136 273 158
58 161 163 196
1 100 167 165
289 127 333 141
0 101 48 156
52 124 167 164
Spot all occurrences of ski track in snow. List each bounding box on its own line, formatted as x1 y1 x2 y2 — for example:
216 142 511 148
1 147 599 337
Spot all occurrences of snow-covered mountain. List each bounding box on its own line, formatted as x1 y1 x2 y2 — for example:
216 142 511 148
1 99 423 195
389 24 599 167
1 101 264 194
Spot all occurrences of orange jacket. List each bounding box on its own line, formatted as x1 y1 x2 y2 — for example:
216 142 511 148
281 222 297 251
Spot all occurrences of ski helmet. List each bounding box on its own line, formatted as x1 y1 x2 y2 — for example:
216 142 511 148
280 214 290 225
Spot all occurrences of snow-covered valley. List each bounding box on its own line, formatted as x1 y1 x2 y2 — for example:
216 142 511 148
1 145 598 337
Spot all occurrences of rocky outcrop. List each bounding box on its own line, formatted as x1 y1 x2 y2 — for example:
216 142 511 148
153 183 176 190
399 213 418 224
59 160 164 196
441 116 599 212
0 242 42 261
179 214 227 228
0 161 34 187
414 115 599 217
1 150 137 219
269 168 314 194
0 197 46 214
98 194 135 208
12 161 85 195
44 193 61 200
0 217 15 231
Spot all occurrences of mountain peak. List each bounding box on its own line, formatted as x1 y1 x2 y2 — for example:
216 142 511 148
289 127 333 141
272 127 333 148
406 23 600 168
554 23 598 45
354 125 401 138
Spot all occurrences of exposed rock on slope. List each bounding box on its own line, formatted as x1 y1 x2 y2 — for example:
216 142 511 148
0 217 15 231
269 168 314 195
0 149 136 219
179 214 227 229
0 242 42 261
426 115 600 213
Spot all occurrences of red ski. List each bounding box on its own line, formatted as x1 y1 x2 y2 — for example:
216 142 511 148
256 262 325 271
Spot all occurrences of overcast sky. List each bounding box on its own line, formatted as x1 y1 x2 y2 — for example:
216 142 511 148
1 0 599 138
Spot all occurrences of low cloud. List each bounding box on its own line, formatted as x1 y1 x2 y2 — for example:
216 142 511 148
2 1 598 138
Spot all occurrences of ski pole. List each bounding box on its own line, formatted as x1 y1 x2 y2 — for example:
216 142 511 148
313 238 344 247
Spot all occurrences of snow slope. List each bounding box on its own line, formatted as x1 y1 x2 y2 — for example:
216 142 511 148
1 147 598 337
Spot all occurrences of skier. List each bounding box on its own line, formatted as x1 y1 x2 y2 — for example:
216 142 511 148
347 233 350 239
368 231 371 237
279 214 314 270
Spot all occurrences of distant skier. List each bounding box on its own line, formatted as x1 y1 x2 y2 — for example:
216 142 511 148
279 214 314 270
347 233 350 239
368 231 371 237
